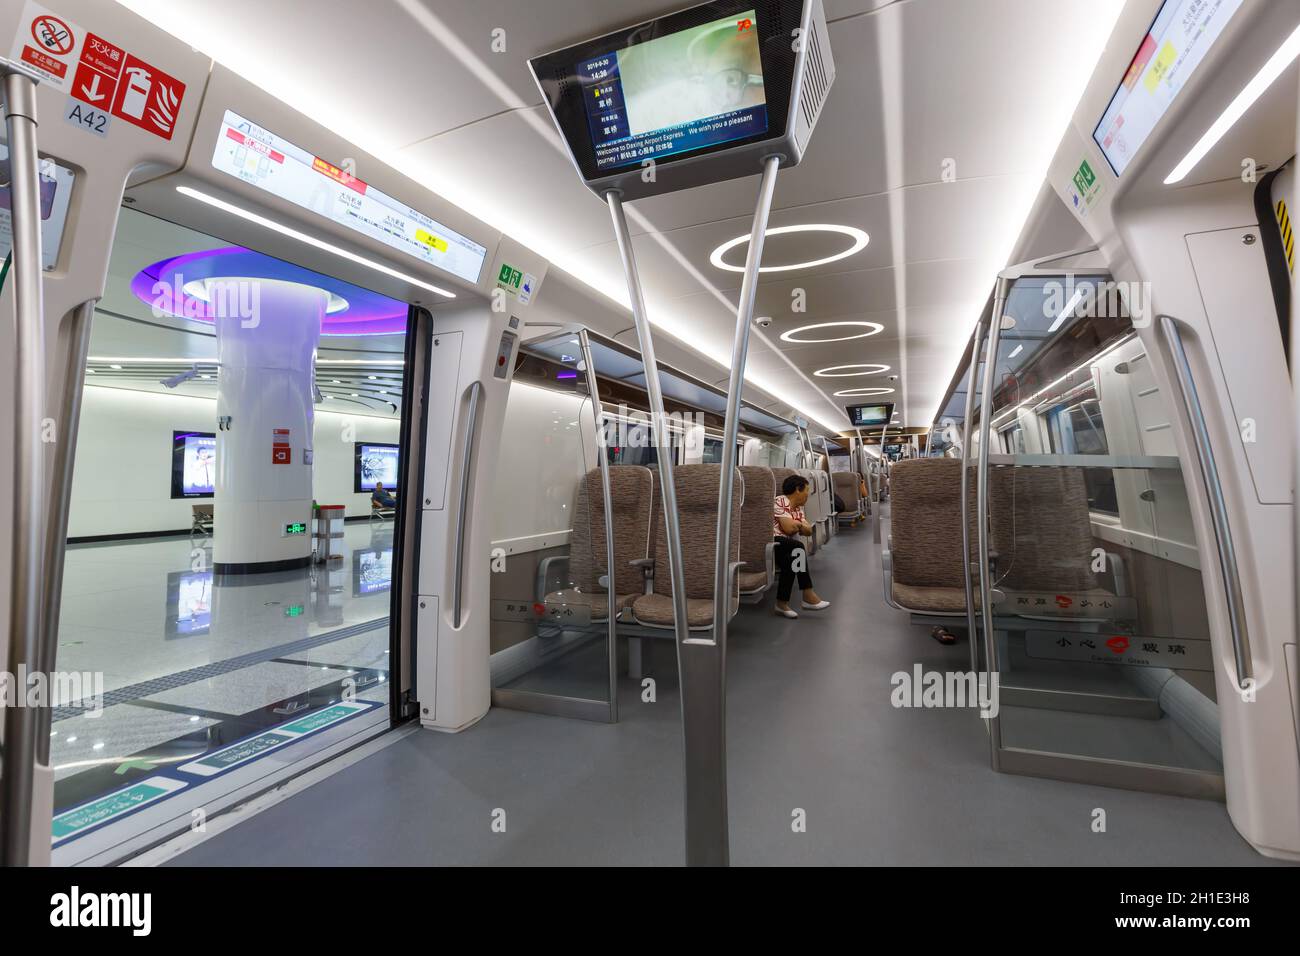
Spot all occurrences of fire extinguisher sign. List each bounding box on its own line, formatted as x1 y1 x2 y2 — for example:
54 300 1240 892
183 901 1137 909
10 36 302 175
9 0 186 141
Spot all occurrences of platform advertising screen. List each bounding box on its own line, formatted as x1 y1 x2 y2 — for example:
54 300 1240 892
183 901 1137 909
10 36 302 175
166 569 212 637
354 548 394 596
1092 0 1244 176
578 9 767 172
171 431 216 498
355 442 400 493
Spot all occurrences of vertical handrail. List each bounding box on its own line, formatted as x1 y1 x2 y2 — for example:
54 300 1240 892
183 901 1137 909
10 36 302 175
452 381 482 629
37 301 96 762
960 308 988 675
605 194 690 651
1158 315 1253 688
713 155 780 652
606 191 703 860
1 65 46 868
976 278 1010 759
577 329 618 723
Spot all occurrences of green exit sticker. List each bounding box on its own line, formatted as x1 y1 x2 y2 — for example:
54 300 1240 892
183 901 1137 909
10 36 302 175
497 263 523 295
1070 158 1102 217
284 604 305 618
284 521 307 536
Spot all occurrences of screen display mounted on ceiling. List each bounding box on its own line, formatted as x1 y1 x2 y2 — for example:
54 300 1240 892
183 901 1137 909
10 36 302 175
210 110 488 284
846 402 894 428
1092 0 1244 177
577 8 769 173
530 0 806 186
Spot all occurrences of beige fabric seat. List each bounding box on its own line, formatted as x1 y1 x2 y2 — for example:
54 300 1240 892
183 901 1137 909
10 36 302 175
987 466 1120 616
736 465 776 599
543 465 653 622
631 464 742 631
884 458 976 614
832 471 863 525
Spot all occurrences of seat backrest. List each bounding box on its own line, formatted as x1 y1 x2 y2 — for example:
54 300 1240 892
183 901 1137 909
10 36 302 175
799 469 824 523
832 471 860 508
569 465 654 595
652 464 742 600
889 458 973 590
987 466 1100 592
737 465 775 569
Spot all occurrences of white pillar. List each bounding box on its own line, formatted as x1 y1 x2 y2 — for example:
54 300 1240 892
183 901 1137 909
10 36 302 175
213 278 326 574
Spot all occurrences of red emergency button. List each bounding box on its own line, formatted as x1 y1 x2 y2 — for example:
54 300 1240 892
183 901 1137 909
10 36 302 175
498 355 506 366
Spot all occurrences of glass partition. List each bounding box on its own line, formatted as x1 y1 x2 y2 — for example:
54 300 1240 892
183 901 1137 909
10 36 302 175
973 274 1222 797
487 329 615 721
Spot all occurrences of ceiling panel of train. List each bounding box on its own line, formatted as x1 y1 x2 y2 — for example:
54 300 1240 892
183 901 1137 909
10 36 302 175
117 0 1126 431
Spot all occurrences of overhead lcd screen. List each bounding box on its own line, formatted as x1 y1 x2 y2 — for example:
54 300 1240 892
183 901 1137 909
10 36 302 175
578 9 768 172
846 403 894 428
171 431 216 499
1092 0 1243 176
210 110 488 284
355 442 400 494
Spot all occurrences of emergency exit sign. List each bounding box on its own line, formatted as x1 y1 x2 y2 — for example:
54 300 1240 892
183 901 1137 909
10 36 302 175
283 522 307 536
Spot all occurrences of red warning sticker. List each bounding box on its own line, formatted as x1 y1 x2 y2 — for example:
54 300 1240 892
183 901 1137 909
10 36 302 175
10 1 186 140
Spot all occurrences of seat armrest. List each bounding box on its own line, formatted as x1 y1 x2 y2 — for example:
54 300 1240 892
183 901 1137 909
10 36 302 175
764 540 776 586
629 557 655 594
882 548 902 609
536 554 570 601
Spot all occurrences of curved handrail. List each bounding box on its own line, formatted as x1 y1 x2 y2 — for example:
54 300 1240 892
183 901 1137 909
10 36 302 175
452 380 482 629
1158 314 1252 688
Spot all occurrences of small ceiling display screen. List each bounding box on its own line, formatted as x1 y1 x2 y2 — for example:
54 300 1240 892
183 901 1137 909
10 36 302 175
578 9 768 172
846 403 894 428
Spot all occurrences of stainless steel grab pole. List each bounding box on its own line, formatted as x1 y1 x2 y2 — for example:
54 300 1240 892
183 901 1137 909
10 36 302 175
976 278 1010 760
577 328 618 722
36 301 96 762
1159 315 1252 689
713 155 780 654
1 66 46 868
606 191 706 861
452 381 482 629
960 308 988 675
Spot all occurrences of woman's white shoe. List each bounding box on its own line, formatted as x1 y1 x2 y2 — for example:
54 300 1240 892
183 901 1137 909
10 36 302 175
774 606 799 619
801 600 831 610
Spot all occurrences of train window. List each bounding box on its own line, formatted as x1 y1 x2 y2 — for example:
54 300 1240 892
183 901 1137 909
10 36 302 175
702 436 724 463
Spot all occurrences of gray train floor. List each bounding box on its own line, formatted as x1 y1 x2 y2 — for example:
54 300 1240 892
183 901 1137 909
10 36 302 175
169 517 1284 866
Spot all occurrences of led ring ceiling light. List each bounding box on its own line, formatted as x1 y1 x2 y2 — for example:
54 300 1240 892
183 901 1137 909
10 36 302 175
710 224 869 273
814 363 890 378
833 386 895 397
780 321 884 344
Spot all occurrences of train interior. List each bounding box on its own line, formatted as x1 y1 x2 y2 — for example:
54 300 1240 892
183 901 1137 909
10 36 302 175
0 0 1297 869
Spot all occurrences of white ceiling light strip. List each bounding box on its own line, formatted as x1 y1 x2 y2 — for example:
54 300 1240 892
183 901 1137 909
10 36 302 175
1165 23 1300 185
175 186 457 299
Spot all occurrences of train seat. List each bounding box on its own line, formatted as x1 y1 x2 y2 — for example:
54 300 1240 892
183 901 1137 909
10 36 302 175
882 459 977 616
737 465 777 601
631 464 742 630
541 465 653 622
832 471 863 526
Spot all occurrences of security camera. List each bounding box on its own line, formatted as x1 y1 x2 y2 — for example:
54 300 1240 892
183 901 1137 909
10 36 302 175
161 366 200 389
754 316 773 328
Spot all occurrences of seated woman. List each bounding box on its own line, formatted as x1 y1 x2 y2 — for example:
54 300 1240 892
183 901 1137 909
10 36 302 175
772 474 830 619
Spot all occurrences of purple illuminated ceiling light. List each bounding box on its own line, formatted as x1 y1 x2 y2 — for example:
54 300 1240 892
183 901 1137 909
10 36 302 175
131 246 409 335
